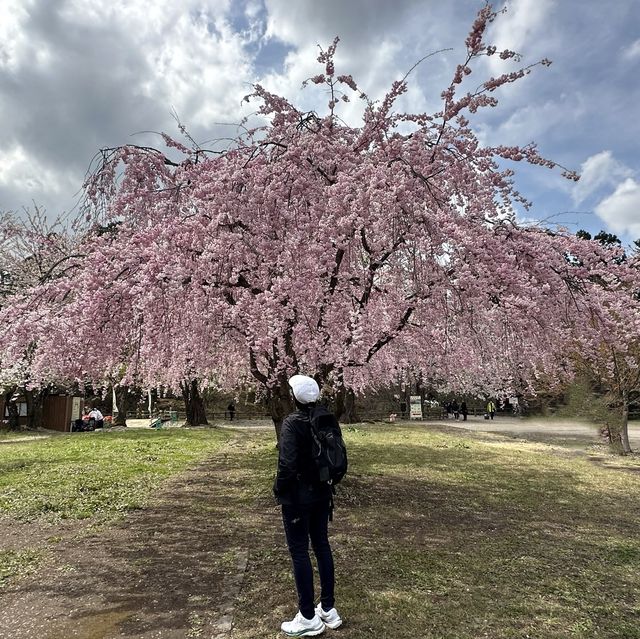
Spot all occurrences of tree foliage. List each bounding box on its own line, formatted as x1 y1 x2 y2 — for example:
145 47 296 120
1 5 638 432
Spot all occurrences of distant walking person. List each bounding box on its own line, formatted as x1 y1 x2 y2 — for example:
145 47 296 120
460 401 468 421
227 401 236 421
452 399 460 420
487 400 496 420
445 401 452 419
274 374 343 637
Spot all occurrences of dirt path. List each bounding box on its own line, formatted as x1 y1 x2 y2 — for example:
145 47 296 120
439 414 640 450
0 432 277 639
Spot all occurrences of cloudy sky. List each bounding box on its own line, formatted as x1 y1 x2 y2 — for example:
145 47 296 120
2 0 639 245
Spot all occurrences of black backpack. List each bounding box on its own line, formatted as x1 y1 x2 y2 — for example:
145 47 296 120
307 406 348 486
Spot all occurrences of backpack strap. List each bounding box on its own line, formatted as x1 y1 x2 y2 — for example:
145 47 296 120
305 409 323 460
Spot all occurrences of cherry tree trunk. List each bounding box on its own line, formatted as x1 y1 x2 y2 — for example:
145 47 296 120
335 386 359 424
267 378 294 443
113 386 140 427
180 379 208 427
3 386 19 431
25 387 48 430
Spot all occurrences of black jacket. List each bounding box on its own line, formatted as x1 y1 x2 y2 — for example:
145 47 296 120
273 405 333 505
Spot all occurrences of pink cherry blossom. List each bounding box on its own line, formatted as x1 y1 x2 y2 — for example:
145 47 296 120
1 6 638 437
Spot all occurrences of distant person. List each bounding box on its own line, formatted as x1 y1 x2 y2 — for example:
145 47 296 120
227 401 236 421
460 401 468 421
452 399 460 420
445 401 452 419
88 407 104 429
274 374 343 637
486 400 496 421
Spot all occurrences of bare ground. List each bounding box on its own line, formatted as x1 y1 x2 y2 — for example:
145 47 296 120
442 414 640 458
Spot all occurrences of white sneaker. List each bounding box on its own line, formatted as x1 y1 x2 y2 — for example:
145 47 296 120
281 611 325 637
314 604 342 629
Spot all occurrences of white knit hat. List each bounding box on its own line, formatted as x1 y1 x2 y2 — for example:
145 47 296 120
288 374 320 404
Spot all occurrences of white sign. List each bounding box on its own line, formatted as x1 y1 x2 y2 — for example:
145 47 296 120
409 395 423 420
71 397 82 420
4 403 27 417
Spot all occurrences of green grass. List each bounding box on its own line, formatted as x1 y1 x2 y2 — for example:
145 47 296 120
2 422 640 637
228 423 640 639
0 428 231 521
0 549 45 588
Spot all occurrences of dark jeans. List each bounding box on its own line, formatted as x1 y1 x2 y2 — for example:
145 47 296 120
282 499 335 619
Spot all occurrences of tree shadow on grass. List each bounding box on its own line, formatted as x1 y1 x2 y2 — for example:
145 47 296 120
346 438 640 530
233 434 640 639
338 439 640 638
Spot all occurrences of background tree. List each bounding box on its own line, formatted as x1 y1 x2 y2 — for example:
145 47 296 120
0 208 82 429
570 232 640 453
179 379 209 427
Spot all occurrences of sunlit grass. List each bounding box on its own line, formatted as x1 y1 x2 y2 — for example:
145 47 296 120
0 428 231 521
0 430 52 441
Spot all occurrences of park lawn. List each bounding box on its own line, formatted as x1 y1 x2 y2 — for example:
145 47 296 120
0 428 232 521
229 423 640 639
1 422 639 637
0 427 232 587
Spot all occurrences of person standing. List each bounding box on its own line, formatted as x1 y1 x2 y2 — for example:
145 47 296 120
227 401 236 421
487 399 496 420
460 401 468 421
274 374 342 637
451 399 460 420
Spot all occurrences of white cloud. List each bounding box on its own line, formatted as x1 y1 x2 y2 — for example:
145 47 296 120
245 1 262 20
0 145 66 195
623 38 640 60
594 178 640 238
138 12 254 127
572 151 632 205
483 93 584 146
0 0 48 72
259 0 450 119
0 144 80 215
55 1 252 127
486 0 555 72
0 1 258 217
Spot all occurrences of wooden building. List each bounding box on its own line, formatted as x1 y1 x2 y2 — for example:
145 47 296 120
1 394 83 431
